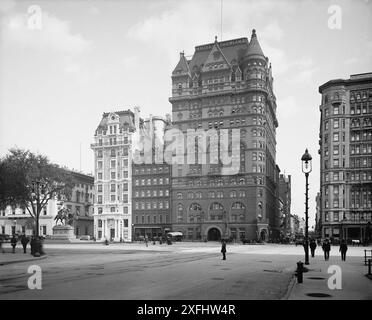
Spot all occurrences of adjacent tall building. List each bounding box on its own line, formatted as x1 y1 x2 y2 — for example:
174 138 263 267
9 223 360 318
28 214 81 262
318 72 372 243
278 174 291 239
169 30 279 241
132 115 172 239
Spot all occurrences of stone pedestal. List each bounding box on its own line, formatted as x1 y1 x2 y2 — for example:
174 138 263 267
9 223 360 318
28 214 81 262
51 225 75 240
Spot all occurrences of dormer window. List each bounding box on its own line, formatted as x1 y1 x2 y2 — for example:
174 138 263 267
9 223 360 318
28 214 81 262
231 72 235 82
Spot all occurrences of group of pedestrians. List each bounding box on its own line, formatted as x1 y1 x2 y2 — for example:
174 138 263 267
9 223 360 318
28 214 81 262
307 238 348 261
1 234 30 254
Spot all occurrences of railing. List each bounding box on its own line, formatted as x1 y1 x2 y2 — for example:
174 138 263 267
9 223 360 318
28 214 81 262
91 140 129 148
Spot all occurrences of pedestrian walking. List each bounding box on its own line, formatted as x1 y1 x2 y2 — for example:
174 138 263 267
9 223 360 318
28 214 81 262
339 239 348 261
20 234 29 254
309 239 317 258
322 238 331 261
145 235 148 247
221 239 226 260
11 235 17 254
0 237 5 253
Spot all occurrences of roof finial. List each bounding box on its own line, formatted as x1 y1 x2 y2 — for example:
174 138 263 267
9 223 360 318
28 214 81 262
180 51 184 57
215 35 218 43
252 29 256 38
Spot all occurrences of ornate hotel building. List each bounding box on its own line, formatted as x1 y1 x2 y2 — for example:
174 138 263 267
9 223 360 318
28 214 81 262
318 73 372 244
91 110 135 241
169 30 280 241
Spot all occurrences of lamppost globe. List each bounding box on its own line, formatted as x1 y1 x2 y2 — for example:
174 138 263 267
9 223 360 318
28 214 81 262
301 148 312 174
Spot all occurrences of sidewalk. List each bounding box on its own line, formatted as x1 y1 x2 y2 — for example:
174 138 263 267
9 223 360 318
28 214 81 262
0 245 47 266
287 254 372 300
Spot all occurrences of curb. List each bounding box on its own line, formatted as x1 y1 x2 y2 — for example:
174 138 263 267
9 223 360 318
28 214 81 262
281 272 297 300
0 255 48 266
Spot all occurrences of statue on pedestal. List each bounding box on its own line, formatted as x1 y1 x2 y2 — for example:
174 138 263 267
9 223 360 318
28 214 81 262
52 203 75 241
54 206 74 226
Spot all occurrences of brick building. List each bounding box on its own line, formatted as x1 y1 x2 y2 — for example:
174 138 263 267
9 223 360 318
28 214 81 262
132 114 172 239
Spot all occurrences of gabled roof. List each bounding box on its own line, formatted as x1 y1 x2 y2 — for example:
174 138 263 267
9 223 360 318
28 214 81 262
235 66 242 75
246 29 265 59
201 37 231 72
172 52 191 77
187 37 249 75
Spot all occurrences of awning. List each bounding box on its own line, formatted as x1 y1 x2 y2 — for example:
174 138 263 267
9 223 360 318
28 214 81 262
167 232 183 237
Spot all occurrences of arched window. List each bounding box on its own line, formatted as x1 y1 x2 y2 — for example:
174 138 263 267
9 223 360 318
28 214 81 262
230 190 237 198
189 203 202 211
258 202 263 218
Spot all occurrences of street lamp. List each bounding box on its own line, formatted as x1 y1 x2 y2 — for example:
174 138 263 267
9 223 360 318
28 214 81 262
301 148 312 265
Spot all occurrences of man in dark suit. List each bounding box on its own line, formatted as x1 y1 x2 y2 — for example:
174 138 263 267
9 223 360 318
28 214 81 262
221 239 226 260
322 239 331 261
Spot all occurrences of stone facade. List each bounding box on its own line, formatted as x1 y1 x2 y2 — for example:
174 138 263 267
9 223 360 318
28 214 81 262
0 170 94 238
168 30 280 241
91 110 135 242
278 174 291 238
318 72 372 244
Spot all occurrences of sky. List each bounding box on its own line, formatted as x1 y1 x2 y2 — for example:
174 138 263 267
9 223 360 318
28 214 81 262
0 0 371 228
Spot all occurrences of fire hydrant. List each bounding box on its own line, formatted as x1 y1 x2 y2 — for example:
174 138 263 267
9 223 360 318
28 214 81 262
296 261 304 283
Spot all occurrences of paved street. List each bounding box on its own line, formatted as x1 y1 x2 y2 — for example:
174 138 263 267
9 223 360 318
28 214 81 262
0 242 370 299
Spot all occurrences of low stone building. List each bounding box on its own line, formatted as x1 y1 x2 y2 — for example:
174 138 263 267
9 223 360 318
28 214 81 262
0 170 94 238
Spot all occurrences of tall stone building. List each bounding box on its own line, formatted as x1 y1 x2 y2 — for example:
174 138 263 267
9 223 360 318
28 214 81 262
91 110 135 242
169 30 279 241
318 72 372 244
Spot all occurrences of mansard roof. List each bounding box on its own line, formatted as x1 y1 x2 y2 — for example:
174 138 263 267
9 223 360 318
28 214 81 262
96 109 136 132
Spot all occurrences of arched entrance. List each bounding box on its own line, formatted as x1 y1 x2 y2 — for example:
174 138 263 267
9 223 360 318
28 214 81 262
208 228 221 241
260 229 267 242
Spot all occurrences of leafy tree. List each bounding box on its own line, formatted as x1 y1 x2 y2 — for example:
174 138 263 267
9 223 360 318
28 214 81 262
0 148 75 237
